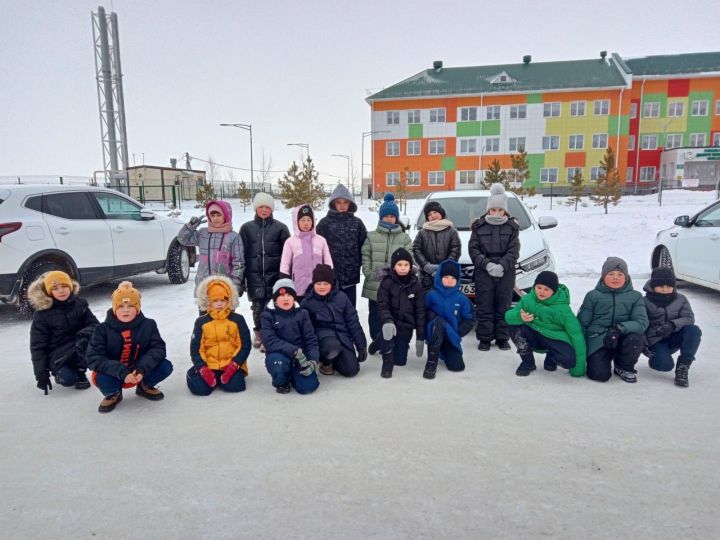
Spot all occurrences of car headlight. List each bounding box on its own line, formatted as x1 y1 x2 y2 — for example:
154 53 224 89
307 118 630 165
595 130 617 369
519 250 549 272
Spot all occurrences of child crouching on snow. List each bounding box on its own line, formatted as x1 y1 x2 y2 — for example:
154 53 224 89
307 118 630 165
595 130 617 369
186 276 251 395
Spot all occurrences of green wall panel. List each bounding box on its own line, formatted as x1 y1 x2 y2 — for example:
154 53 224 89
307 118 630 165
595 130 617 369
408 123 423 139
441 157 456 171
641 92 668 118
481 120 501 136
686 91 714 136
527 93 543 104
608 115 629 136
456 122 481 137
526 153 545 186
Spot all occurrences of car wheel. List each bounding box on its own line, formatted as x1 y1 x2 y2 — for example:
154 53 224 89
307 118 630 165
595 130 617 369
167 243 190 284
17 260 67 319
658 246 674 271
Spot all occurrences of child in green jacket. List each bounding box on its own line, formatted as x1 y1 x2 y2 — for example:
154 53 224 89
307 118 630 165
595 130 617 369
505 271 586 377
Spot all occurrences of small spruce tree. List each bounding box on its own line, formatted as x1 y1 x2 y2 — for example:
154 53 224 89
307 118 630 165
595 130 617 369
591 147 622 214
237 181 252 211
566 169 585 211
482 159 507 188
394 167 411 215
510 148 530 198
195 182 216 208
277 157 327 210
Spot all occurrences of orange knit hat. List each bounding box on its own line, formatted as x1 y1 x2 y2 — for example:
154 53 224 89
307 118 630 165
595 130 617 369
111 281 141 313
43 271 72 293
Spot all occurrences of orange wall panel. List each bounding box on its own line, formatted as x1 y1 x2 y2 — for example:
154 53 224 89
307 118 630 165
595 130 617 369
480 155 513 168
688 77 720 92
564 152 586 167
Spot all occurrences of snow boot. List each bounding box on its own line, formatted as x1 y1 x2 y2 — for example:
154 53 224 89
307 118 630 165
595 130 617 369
515 361 536 377
613 366 637 383
543 358 558 372
368 338 380 356
496 339 511 351
276 383 291 394
477 340 491 351
253 330 262 349
319 362 335 376
423 348 440 380
675 362 690 388
381 354 394 378
98 391 123 414
74 370 91 390
136 382 165 401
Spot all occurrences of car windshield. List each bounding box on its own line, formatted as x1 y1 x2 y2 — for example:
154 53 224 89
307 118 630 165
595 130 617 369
416 197 532 231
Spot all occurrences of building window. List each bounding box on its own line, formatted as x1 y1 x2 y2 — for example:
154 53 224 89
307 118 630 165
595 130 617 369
716 100 720 115
639 166 656 181
628 135 635 150
570 101 586 117
689 133 706 147
428 171 445 185
594 100 610 115
508 137 526 152
626 167 634 181
566 167 583 181
641 134 658 150
713 133 720 147
543 102 560 117
665 134 682 149
429 108 446 123
590 167 602 181
407 140 421 156
569 134 584 150
386 141 400 156
386 172 399 186
486 106 500 120
429 139 446 155
386 111 399 125
458 170 476 185
540 168 558 183
459 138 477 154
460 107 477 121
406 171 420 186
509 105 527 119
485 137 500 152
407 110 420 124
592 133 608 149
643 102 660 118
630 103 637 119
668 102 685 117
542 135 559 150
691 100 708 116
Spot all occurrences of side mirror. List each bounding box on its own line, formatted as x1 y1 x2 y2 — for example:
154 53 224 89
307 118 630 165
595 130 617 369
139 209 156 221
399 216 410 230
673 215 690 227
537 216 558 230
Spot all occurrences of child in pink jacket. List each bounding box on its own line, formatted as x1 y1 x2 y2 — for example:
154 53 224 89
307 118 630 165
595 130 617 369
280 204 333 301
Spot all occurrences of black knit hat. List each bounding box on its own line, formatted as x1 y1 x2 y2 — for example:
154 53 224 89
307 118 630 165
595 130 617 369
440 261 460 280
312 264 335 284
650 267 676 289
534 270 559 293
391 248 413 269
298 205 314 226
423 201 446 220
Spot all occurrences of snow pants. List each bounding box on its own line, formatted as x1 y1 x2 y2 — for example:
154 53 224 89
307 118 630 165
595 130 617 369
427 317 465 372
319 336 359 377
649 324 702 371
265 352 319 394
474 271 514 342
508 325 576 369
95 359 174 397
586 333 643 382
380 333 410 367
185 366 246 395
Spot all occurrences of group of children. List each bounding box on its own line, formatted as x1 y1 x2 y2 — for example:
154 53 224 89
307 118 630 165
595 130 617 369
28 184 704 412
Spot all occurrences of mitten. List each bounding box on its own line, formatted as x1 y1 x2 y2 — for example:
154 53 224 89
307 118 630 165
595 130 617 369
198 365 217 388
220 362 240 385
415 339 425 357
424 263 439 275
36 372 52 395
486 262 504 278
658 322 675 338
382 322 396 340
357 348 367 363
603 327 622 350
295 350 316 377
188 216 205 229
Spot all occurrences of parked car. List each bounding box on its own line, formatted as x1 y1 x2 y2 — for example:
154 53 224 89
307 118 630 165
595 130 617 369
0 185 196 316
651 199 720 292
409 190 558 297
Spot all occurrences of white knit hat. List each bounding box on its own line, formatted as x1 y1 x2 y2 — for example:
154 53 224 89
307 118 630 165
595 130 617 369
486 183 508 213
253 192 275 211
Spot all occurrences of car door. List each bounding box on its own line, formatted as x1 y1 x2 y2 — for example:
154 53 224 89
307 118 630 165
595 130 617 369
91 191 166 276
676 201 720 286
41 191 115 283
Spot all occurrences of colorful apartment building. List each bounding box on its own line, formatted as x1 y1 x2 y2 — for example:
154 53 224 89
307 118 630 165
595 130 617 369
366 51 720 194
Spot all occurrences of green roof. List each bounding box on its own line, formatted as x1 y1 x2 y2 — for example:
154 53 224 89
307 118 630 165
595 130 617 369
624 52 720 76
367 57 628 101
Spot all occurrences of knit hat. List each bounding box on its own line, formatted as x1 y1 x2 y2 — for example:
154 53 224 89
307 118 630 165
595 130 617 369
650 267 676 289
601 257 629 279
253 192 274 211
391 247 413 269
207 279 231 303
440 261 460 280
297 205 314 226
423 201 446 220
378 193 400 220
43 270 72 293
312 264 335 284
534 270 559 293
272 278 297 300
486 183 508 213
111 281 141 313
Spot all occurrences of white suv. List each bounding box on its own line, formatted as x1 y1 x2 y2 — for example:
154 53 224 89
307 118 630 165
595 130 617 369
0 185 195 316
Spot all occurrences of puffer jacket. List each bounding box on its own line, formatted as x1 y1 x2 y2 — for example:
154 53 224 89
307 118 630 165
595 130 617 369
468 216 520 276
316 184 367 288
301 286 366 352
424 260 474 352
642 281 695 347
28 277 99 378
505 284 586 377
260 303 319 361
377 267 426 340
577 278 649 355
240 214 290 302
361 224 412 301
412 219 461 289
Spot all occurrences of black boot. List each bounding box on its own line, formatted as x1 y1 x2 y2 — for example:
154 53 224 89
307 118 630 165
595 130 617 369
515 360 536 376
75 370 91 390
381 354 394 378
477 340 491 351
368 337 380 356
423 348 440 380
496 339 511 351
675 362 690 388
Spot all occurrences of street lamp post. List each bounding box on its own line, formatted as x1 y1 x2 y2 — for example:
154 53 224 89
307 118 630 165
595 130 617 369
219 123 254 193
287 143 310 161
361 130 390 204
332 154 351 193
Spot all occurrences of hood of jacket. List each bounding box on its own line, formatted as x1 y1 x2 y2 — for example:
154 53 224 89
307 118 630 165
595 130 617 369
327 184 357 213
206 199 233 224
291 205 316 236
433 259 462 294
28 274 81 311
195 274 240 312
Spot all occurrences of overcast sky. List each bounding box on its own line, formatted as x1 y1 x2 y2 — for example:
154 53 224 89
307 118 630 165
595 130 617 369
1 0 718 185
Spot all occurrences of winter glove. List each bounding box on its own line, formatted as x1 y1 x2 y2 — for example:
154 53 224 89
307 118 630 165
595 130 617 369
198 365 217 388
415 339 425 357
188 216 206 229
603 326 622 350
220 362 240 385
486 262 504 278
658 322 675 339
357 348 367 363
423 263 439 275
294 350 317 377
382 322 397 341
374 264 390 281
36 372 52 395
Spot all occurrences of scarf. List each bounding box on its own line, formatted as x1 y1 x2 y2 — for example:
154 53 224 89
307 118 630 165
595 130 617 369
208 222 233 233
485 215 508 226
646 290 677 307
422 218 454 232
378 221 399 231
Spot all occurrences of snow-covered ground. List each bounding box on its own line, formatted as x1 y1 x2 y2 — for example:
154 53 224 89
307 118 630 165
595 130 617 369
1 190 718 539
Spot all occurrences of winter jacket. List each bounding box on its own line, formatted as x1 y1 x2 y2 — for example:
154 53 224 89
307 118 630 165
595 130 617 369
361 224 412 301
240 214 291 302
468 217 520 277
642 281 696 347
424 260 474 351
177 200 244 291
86 310 167 381
505 284 587 377
280 205 333 296
412 219 462 289
577 278 649 356
301 287 367 352
377 268 426 341
316 185 367 288
260 303 319 361
28 277 99 378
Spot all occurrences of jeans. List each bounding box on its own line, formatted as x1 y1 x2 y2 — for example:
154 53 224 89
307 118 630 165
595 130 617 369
185 366 247 395
265 352 319 394
649 324 702 371
319 336 359 377
95 359 174 397
508 325 576 369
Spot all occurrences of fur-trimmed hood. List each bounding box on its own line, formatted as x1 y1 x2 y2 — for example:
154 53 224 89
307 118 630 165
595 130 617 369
195 274 239 311
28 273 80 311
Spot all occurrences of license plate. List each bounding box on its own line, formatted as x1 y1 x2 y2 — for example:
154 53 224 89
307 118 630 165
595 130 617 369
459 282 475 296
